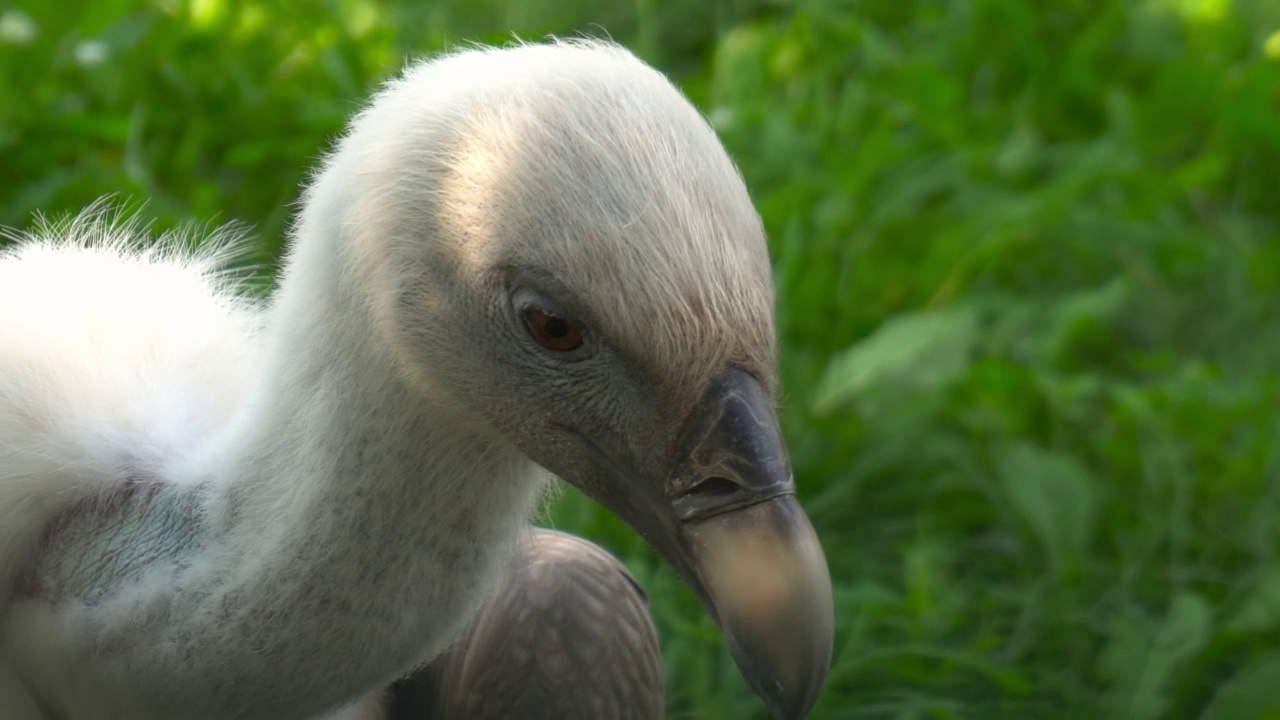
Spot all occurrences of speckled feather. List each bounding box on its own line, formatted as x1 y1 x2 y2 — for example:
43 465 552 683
386 529 663 720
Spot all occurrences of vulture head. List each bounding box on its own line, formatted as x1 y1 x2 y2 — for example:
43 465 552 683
312 41 834 716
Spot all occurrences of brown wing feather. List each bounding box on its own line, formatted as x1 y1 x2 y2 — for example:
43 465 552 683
387 528 664 720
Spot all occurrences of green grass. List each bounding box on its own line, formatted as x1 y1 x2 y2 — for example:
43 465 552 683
4 0 1280 717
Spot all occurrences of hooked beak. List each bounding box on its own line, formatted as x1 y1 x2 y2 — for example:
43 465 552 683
572 369 834 718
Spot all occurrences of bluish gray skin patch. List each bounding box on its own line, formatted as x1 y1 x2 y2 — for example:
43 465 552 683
20 480 208 605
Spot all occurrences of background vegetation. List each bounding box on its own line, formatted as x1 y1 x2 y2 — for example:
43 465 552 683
3 0 1280 717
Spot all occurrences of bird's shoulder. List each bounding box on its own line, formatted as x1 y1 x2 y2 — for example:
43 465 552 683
0 209 263 606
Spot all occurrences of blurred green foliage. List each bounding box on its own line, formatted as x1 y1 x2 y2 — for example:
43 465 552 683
4 0 1280 717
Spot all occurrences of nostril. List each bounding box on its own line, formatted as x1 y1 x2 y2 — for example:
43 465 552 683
672 476 749 522
684 476 742 499
672 474 790 523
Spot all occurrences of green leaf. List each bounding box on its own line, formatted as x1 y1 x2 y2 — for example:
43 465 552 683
1201 652 1280 720
1101 592 1214 720
1227 565 1280 634
981 280 1129 366
1045 278 1129 358
994 442 1099 573
813 304 978 415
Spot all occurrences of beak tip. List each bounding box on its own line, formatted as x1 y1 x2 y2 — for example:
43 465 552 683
740 659 828 720
727 598 833 720
689 496 835 719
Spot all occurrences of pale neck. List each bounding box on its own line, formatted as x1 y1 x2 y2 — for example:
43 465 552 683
175 219 547 714
208 170 540 554
29 217 548 719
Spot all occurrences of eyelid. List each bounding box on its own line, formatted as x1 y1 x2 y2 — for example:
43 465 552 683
510 287 568 317
502 266 596 324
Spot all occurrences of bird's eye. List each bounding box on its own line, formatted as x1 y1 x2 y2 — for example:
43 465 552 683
521 306 585 352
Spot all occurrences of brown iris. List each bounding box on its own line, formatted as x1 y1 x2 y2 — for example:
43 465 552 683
522 306 585 351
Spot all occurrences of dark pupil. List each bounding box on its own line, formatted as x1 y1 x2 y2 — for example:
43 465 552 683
544 317 569 338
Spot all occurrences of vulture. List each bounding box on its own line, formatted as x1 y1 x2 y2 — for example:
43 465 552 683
0 40 833 719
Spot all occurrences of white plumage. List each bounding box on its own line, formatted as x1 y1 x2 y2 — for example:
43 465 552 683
0 218 260 593
0 218 266 714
